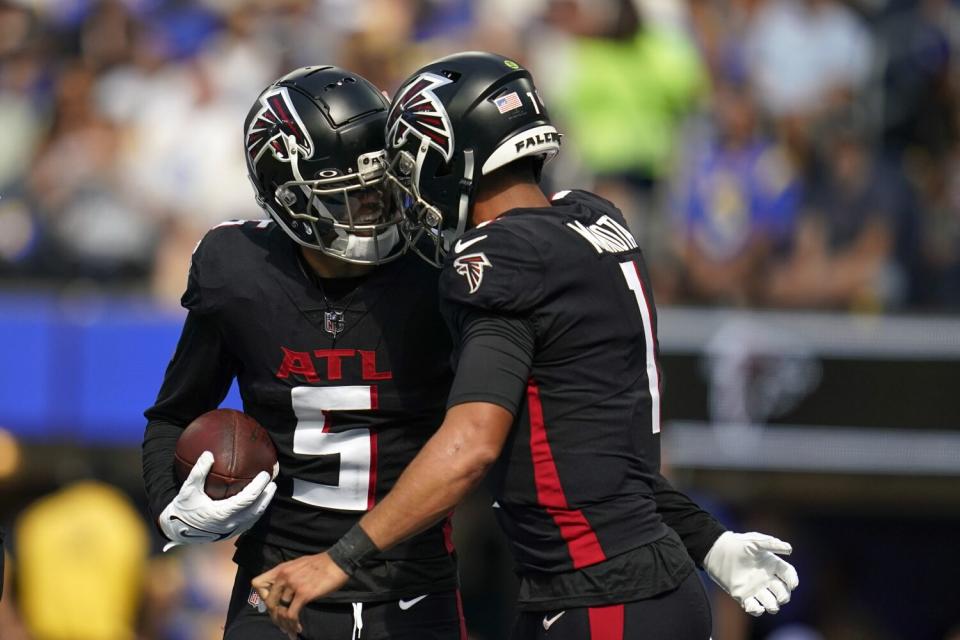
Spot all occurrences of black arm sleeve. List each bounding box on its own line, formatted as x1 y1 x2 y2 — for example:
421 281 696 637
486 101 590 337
651 473 727 566
443 306 725 565
445 308 535 416
142 311 238 522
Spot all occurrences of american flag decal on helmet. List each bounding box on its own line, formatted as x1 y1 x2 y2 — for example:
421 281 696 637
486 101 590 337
386 72 455 162
453 252 492 294
246 87 315 166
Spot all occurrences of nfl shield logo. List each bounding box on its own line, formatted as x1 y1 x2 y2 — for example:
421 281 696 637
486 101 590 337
324 310 345 337
248 588 266 613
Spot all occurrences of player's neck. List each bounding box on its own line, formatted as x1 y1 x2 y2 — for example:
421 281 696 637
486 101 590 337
471 176 550 226
300 246 374 280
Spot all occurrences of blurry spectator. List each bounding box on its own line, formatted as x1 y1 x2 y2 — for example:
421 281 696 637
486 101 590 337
0 3 47 191
108 32 266 232
765 121 904 310
144 540 240 640
0 3 50 277
908 148 960 309
543 0 706 218
878 0 960 157
671 77 801 306
744 0 873 120
687 0 755 87
28 62 158 281
76 0 139 71
744 0 875 184
1 0 960 312
14 480 149 640
0 548 29 639
874 0 960 308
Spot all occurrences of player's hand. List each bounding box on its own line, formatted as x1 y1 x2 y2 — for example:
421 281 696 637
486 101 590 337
158 451 276 551
703 531 799 616
252 552 349 639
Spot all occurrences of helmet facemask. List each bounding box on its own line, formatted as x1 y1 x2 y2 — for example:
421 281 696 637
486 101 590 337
384 142 471 268
264 134 404 265
245 68 406 264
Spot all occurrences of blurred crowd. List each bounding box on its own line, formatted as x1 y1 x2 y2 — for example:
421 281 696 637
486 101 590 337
1 0 960 311
3 3 960 639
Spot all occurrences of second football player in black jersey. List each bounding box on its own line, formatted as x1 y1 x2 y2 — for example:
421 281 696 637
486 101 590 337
256 53 799 640
142 67 465 640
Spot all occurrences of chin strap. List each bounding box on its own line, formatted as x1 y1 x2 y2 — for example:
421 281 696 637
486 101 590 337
446 148 475 253
337 225 400 262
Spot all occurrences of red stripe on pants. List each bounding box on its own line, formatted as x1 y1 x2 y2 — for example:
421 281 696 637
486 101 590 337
527 380 606 569
588 604 625 640
455 589 468 640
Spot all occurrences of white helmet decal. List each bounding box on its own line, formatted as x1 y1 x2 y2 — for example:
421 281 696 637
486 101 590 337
246 87 315 167
386 72 455 162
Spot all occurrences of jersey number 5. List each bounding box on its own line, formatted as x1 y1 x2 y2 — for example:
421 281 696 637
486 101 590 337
290 386 377 511
620 261 661 433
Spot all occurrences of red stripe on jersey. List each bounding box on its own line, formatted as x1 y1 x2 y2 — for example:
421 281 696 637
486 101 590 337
442 513 456 553
588 604 624 640
455 589 468 640
366 429 378 509
527 380 606 569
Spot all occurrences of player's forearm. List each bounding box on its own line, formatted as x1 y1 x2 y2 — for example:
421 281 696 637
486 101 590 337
359 429 489 548
652 472 727 566
359 402 513 552
142 420 186 523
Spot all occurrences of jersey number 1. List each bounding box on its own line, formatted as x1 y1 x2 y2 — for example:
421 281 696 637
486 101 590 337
620 261 661 434
290 386 376 511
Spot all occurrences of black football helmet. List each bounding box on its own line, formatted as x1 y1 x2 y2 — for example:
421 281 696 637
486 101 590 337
244 66 404 264
384 52 561 265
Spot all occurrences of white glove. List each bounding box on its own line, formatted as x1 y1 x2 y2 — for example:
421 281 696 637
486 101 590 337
158 451 277 552
703 531 799 617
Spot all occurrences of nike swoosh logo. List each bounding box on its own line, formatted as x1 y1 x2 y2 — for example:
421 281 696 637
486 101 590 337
542 611 566 631
398 594 429 610
170 515 228 540
454 235 487 253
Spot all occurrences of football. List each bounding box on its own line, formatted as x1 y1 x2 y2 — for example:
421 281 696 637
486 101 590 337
174 409 277 500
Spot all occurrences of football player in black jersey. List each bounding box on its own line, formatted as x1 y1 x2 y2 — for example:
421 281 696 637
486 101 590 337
142 66 466 639
255 53 799 640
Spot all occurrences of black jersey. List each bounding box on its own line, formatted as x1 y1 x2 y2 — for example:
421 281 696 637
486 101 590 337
144 220 456 601
439 190 672 576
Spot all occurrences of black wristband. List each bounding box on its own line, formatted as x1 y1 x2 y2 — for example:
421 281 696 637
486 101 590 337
327 524 380 577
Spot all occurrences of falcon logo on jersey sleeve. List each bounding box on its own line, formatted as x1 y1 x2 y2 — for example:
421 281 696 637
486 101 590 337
246 87 314 166
453 252 491 294
386 73 454 161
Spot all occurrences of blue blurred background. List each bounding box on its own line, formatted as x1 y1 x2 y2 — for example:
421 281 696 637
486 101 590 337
0 0 959 639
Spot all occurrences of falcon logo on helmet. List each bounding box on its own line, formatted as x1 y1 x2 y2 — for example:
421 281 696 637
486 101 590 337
246 87 315 167
386 73 455 162
453 252 491 294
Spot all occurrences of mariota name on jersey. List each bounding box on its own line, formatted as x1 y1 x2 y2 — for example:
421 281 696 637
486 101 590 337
567 215 638 254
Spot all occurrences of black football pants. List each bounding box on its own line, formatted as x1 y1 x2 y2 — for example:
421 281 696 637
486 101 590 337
511 570 712 640
223 565 465 640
